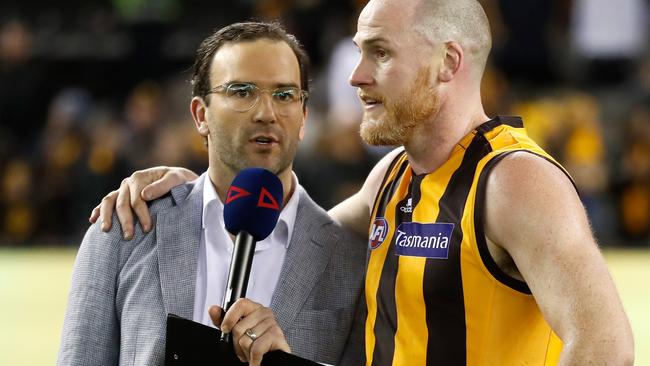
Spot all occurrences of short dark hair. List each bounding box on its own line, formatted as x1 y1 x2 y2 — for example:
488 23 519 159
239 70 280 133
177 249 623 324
191 21 310 104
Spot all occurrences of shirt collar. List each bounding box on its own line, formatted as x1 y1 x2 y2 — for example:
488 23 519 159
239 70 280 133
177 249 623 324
201 171 301 248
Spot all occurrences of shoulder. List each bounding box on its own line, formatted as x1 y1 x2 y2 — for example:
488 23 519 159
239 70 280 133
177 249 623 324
485 151 576 207
483 151 586 251
76 177 202 271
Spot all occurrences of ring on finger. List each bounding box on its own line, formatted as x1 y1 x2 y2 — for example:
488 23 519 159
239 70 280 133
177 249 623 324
245 328 258 342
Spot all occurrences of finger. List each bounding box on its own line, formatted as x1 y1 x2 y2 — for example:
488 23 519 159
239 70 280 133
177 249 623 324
177 167 199 182
230 309 277 363
89 204 100 224
236 327 254 362
208 305 224 328
234 345 247 363
230 309 275 344
247 316 279 339
141 177 174 201
234 317 277 362
248 336 270 366
99 190 118 231
248 325 291 366
141 170 181 200
230 315 261 358
129 175 152 232
220 298 263 334
141 167 197 200
115 179 135 240
209 306 248 360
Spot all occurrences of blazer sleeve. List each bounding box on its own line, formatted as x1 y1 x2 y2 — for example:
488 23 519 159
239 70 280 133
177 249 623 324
57 221 124 366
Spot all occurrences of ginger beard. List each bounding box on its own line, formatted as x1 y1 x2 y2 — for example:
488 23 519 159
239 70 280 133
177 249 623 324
360 66 440 146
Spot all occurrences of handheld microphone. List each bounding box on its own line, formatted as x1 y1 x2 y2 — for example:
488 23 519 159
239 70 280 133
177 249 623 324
220 168 283 343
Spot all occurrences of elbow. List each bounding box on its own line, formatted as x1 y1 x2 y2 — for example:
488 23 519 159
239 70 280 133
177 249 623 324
561 333 634 365
614 322 635 366
614 339 635 366
599 334 635 366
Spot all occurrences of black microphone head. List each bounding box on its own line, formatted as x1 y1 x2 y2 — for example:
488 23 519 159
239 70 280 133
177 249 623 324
223 168 283 241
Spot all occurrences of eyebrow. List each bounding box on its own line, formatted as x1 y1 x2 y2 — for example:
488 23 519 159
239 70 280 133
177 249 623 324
225 80 300 89
353 36 390 48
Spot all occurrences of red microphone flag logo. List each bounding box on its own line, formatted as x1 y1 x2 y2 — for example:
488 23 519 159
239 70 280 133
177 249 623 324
225 186 251 204
257 187 280 210
226 185 279 210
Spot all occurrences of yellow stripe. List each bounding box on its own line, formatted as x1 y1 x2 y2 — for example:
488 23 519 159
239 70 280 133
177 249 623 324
365 154 409 365
461 124 564 365
392 149 466 365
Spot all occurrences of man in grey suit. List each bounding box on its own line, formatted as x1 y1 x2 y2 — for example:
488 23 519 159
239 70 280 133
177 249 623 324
58 22 366 366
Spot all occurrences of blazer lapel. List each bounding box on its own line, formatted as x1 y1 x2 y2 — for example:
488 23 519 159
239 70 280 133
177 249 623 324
270 190 336 329
157 175 205 319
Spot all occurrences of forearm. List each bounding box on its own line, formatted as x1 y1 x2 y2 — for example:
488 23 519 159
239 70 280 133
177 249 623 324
557 330 634 366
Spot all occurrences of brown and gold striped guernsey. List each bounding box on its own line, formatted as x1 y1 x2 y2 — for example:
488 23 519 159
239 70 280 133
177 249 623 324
364 116 567 366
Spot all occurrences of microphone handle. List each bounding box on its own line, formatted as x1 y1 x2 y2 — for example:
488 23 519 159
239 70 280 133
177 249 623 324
220 231 256 343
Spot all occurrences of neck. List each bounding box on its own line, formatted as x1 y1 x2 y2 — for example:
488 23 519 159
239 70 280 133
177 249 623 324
405 88 489 175
208 162 295 209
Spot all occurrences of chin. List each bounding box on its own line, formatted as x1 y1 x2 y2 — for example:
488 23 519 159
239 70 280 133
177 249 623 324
360 117 409 146
246 159 286 176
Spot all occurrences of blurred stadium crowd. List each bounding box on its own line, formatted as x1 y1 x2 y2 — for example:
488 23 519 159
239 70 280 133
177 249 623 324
0 0 649 246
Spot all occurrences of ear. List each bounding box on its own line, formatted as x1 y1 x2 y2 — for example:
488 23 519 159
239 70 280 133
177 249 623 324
439 41 463 82
298 107 308 141
190 96 210 136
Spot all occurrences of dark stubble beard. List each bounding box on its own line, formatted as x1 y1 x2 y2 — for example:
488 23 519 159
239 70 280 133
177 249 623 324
212 127 296 177
360 67 440 146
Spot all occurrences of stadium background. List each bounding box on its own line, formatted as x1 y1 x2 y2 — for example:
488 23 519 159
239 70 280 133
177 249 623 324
0 0 648 364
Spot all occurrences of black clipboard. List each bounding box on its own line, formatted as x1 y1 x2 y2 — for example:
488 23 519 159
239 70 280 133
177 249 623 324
165 314 321 365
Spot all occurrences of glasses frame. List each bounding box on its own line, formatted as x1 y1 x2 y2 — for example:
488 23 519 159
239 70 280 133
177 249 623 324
206 82 309 113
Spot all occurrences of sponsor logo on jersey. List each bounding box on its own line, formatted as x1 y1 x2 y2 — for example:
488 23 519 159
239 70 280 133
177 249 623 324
369 217 389 249
399 198 412 213
394 222 454 259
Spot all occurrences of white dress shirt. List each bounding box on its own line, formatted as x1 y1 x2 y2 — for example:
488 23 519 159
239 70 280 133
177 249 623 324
192 172 300 327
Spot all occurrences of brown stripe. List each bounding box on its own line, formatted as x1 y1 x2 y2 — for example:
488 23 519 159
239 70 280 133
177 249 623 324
423 130 492 365
371 172 423 366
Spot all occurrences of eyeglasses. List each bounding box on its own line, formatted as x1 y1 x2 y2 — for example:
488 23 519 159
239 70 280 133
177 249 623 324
207 82 309 115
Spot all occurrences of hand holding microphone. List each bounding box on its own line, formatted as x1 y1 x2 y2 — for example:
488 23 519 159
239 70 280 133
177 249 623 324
210 299 291 365
214 168 291 365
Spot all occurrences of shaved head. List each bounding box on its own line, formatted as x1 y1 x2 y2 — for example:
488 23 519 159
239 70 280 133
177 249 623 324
352 0 493 147
413 0 492 77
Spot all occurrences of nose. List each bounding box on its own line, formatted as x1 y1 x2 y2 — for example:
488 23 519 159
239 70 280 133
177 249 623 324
349 57 373 88
252 92 277 124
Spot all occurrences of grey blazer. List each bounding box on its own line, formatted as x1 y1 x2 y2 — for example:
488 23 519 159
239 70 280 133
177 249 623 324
58 175 367 365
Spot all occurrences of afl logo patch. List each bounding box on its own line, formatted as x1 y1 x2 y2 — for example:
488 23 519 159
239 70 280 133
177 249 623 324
369 218 389 249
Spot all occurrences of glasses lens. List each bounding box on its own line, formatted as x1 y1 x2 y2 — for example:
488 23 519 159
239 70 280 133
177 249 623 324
225 83 258 111
272 88 300 104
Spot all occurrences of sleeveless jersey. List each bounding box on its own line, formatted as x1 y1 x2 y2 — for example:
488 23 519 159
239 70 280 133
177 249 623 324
364 116 568 366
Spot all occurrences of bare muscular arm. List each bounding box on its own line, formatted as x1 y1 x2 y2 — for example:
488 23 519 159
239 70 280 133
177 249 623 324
91 149 402 241
485 152 634 365
328 147 404 238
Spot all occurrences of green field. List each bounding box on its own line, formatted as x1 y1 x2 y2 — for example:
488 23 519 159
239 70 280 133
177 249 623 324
0 247 648 365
